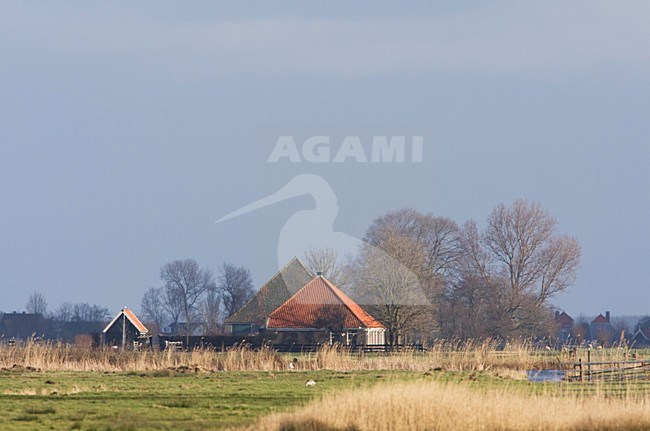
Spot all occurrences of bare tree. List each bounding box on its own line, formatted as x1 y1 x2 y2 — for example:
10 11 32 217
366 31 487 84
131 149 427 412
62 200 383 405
351 242 430 346
52 302 74 322
140 287 169 332
303 247 350 287
200 284 222 335
365 209 463 280
461 199 581 337
160 259 214 343
218 263 254 319
163 283 184 326
51 302 109 322
72 303 110 321
26 291 47 315
363 208 463 340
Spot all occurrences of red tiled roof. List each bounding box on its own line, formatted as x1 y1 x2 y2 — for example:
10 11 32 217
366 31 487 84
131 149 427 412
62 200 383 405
267 276 384 329
555 312 574 326
124 308 148 333
103 307 148 334
591 314 610 324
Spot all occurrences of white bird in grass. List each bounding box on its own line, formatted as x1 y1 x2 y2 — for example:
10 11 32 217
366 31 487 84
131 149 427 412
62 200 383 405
305 380 316 387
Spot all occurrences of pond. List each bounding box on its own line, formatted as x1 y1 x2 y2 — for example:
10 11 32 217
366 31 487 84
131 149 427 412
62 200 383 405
526 369 566 382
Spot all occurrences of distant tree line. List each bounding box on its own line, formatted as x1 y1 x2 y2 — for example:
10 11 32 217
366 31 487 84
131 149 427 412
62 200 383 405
139 260 254 343
23 291 111 322
305 199 582 345
18 199 583 346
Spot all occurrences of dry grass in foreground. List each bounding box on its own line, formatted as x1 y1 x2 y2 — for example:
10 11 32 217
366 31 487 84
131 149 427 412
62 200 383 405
0 340 558 372
246 380 650 431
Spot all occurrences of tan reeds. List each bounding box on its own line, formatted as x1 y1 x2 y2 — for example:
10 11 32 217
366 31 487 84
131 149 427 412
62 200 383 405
246 380 650 431
0 339 560 373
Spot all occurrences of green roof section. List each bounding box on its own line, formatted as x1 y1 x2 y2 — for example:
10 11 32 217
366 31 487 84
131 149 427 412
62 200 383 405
224 258 314 327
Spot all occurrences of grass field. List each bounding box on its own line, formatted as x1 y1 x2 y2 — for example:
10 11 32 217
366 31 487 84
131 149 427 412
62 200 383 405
0 368 437 430
1 367 648 431
0 344 648 430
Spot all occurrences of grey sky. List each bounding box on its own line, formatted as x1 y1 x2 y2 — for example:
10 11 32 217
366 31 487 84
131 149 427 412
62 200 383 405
1 1 649 317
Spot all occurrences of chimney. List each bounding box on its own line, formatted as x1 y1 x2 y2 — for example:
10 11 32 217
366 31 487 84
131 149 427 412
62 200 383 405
316 271 323 276
606 311 610 322
555 311 560 319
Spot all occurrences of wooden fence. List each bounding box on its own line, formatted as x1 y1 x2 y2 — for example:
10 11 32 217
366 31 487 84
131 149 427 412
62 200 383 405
564 350 650 382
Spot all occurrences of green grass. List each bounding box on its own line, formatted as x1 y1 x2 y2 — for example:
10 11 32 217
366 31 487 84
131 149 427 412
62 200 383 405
0 369 438 430
0 367 646 430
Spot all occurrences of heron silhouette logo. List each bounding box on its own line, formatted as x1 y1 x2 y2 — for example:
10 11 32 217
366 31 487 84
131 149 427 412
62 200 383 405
216 174 431 306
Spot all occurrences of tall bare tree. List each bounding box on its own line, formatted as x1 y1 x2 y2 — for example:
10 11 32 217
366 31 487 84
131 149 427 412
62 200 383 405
363 208 463 340
302 247 350 287
200 284 222 335
351 240 430 346
218 263 254 319
163 283 184 326
160 259 215 343
460 199 581 337
140 287 169 332
26 291 47 315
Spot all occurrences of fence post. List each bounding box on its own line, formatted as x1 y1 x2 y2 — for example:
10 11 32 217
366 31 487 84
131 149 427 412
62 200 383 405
579 358 583 381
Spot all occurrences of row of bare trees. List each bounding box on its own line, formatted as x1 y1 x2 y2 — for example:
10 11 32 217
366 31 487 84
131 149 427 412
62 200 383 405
305 199 581 345
25 291 110 322
140 260 254 342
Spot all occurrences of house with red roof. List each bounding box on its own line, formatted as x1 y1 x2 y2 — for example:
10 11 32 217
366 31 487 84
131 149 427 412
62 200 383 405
590 311 614 345
103 307 150 349
266 274 385 346
224 258 314 335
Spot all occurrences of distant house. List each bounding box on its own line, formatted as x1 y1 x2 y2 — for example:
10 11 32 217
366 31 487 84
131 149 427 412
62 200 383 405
103 307 149 349
590 311 614 345
266 274 385 347
632 327 650 348
554 311 574 342
0 312 49 340
223 258 314 335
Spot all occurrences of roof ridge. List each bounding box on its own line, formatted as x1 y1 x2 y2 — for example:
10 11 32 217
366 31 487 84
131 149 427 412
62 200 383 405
318 277 383 328
225 257 313 323
270 275 383 329
103 307 148 334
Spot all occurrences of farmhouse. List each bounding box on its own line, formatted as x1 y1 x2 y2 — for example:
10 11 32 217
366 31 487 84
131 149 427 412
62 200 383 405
590 311 614 344
223 258 313 335
103 307 149 349
266 274 385 347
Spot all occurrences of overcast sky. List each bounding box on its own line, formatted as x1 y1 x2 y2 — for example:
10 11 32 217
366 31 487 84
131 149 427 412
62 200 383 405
1 1 649 317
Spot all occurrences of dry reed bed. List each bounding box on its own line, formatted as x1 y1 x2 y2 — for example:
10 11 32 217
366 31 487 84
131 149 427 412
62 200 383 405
246 380 650 431
0 340 557 372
